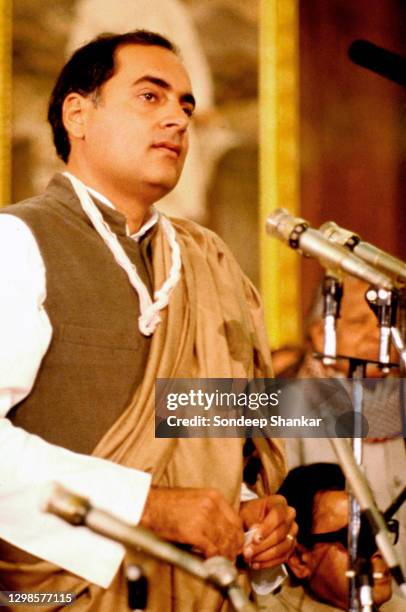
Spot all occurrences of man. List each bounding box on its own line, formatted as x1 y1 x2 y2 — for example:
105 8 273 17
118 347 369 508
284 277 406 574
0 31 296 610
273 463 405 611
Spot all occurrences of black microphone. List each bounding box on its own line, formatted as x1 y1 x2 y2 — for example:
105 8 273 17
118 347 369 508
348 39 406 87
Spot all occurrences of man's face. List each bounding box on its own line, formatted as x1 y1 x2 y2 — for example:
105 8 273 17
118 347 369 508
311 278 395 376
68 44 195 202
295 490 392 609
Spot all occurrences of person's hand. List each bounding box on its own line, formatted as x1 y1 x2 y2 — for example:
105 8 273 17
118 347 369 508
239 494 297 569
140 486 244 561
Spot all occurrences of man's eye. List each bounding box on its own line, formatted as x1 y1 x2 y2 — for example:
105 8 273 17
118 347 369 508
183 106 194 117
140 92 158 102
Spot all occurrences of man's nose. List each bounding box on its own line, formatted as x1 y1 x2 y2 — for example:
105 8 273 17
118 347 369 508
159 103 189 132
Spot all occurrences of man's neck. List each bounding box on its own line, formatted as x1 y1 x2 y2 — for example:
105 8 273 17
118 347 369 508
65 163 154 234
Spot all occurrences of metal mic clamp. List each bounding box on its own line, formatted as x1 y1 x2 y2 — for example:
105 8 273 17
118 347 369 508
356 558 374 612
322 275 343 365
203 556 250 611
287 220 309 249
126 564 148 611
365 288 399 373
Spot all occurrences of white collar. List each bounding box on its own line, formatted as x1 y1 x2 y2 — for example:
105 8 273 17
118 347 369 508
63 171 181 336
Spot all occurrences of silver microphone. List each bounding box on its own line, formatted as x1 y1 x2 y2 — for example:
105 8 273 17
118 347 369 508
44 484 257 612
266 209 394 290
320 221 406 287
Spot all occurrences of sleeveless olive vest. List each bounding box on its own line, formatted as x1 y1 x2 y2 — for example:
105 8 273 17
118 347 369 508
1 174 153 454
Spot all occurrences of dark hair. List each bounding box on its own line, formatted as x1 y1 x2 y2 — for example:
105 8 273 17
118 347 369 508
278 463 345 547
48 30 177 163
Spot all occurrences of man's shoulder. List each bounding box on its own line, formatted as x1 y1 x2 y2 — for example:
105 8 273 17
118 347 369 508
0 192 47 218
0 191 60 255
168 215 232 257
0 183 60 223
169 215 221 241
0 174 71 222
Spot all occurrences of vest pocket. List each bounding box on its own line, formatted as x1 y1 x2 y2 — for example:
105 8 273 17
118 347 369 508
55 322 141 351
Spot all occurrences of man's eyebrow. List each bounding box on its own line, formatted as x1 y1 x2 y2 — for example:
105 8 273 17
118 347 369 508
133 76 196 109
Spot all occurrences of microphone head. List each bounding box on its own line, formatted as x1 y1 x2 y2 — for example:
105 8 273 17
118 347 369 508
320 221 360 248
42 483 90 526
203 556 237 588
266 209 308 242
319 221 340 240
348 39 406 87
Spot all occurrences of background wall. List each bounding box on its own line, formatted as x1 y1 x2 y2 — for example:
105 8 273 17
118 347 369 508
10 0 406 345
299 0 406 319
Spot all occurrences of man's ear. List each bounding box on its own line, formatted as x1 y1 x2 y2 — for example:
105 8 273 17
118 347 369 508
287 543 313 580
62 93 89 140
308 320 324 354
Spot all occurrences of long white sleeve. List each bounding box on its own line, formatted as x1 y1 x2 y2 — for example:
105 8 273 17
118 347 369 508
0 215 52 411
0 214 151 587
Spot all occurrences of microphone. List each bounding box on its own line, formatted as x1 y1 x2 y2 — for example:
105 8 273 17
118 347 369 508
44 484 257 612
266 209 394 290
319 221 406 287
348 39 406 87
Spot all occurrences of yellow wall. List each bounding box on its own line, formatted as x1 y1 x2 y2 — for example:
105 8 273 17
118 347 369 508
259 0 301 348
0 0 11 206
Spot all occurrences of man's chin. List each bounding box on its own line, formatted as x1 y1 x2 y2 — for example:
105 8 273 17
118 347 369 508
145 175 181 201
373 579 392 607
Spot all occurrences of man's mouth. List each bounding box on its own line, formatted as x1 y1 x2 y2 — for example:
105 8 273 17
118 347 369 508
373 571 390 581
372 565 391 584
152 142 181 158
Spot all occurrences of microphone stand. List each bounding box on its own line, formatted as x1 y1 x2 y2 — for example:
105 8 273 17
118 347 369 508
348 357 368 612
384 486 406 521
314 353 376 611
266 209 406 605
44 484 257 612
331 436 406 599
355 557 374 612
365 286 406 437
342 287 404 608
390 288 406 437
317 348 398 612
321 274 343 365
126 564 148 611
365 288 399 374
322 353 406 610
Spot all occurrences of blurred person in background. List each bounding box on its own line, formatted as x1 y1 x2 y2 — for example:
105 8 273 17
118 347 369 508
272 463 406 611
282 277 406 578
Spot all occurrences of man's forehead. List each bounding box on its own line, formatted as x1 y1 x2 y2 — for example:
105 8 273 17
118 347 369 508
312 490 348 532
114 43 193 91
